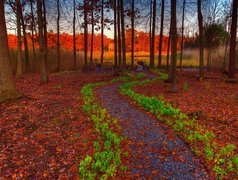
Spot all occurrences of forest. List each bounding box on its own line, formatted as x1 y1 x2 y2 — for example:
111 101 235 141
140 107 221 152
0 0 238 179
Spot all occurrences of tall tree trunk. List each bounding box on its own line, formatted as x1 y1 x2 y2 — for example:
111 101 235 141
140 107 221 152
149 0 152 67
180 0 186 70
42 0 48 74
30 0 36 59
19 2 30 72
197 0 204 78
158 0 164 68
117 0 122 67
90 2 94 65
166 37 171 70
73 0 77 69
0 1 20 102
100 0 104 64
84 0 88 69
114 0 118 71
56 0 60 72
167 25 171 71
37 0 48 83
16 0 23 78
170 0 177 92
150 0 156 68
223 38 229 70
131 0 134 68
120 0 126 67
228 0 238 79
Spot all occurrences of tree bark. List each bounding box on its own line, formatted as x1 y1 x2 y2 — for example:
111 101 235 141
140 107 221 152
56 0 60 72
170 0 178 92
149 0 152 67
158 0 164 68
73 0 77 69
0 1 20 102
180 0 186 70
100 0 104 64
120 0 126 67
90 1 94 65
19 2 30 72
228 0 238 79
166 28 171 70
197 0 204 78
150 0 156 68
30 0 36 59
114 0 118 71
42 0 48 75
117 0 122 67
131 0 134 68
84 0 88 69
37 0 48 83
16 0 23 79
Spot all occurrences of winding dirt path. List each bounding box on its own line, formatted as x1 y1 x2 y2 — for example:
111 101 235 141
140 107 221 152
96 83 210 179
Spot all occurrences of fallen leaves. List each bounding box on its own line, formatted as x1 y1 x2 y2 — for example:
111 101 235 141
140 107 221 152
0 72 113 178
133 71 238 149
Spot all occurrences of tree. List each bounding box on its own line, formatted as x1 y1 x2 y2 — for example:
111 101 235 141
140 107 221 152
167 29 171 70
37 0 48 83
73 0 77 69
56 0 61 72
204 23 228 71
42 0 48 73
228 0 238 80
158 0 164 68
179 0 186 70
170 0 178 92
16 0 23 78
0 1 20 102
150 0 156 68
100 0 104 64
84 0 88 69
120 0 126 67
117 0 122 67
131 0 135 68
113 0 118 71
197 0 205 78
29 0 37 59
19 1 30 72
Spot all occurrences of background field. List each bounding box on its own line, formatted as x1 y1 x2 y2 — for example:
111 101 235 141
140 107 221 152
9 47 227 73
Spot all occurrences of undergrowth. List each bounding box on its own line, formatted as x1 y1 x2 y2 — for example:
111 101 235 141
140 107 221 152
119 72 238 178
80 82 123 179
79 73 145 179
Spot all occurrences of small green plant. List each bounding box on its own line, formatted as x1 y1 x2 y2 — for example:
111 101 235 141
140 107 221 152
119 76 238 178
80 82 125 179
183 82 189 91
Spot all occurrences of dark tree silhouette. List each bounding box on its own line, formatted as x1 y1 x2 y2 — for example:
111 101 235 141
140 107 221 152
37 0 48 83
197 0 204 78
228 0 238 80
158 0 164 68
0 1 20 102
170 0 178 92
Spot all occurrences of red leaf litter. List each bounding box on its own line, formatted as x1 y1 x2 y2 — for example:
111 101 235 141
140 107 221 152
133 71 238 148
0 72 113 178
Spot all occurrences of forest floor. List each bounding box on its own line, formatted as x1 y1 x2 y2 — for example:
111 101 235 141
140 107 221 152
96 83 209 178
0 70 237 178
0 72 113 178
133 70 238 149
